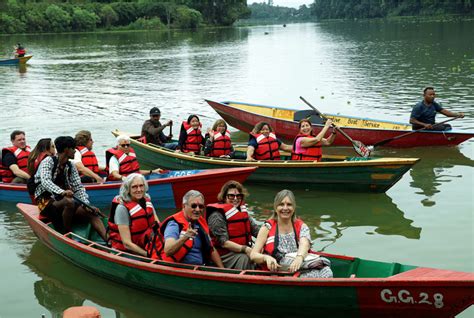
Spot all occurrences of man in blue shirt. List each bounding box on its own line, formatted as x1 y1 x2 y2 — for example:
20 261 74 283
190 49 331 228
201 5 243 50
410 87 464 131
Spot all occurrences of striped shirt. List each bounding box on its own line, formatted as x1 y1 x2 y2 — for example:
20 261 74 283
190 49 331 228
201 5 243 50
34 156 89 203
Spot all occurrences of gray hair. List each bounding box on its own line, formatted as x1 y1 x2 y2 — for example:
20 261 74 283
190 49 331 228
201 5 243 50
182 190 204 205
116 134 131 146
119 173 149 202
271 189 296 221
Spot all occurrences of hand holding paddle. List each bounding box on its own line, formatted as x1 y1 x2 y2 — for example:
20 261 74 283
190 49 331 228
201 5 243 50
300 96 372 158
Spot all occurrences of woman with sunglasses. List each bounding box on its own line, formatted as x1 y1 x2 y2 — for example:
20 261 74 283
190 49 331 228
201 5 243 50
106 135 162 181
206 181 260 269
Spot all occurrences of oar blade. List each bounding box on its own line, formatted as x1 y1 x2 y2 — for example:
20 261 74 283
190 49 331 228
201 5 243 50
353 141 372 158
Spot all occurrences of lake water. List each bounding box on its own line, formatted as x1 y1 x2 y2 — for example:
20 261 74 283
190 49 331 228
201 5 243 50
0 20 473 317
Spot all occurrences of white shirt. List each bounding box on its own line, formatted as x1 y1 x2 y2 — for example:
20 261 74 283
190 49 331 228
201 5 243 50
71 149 82 165
108 156 120 174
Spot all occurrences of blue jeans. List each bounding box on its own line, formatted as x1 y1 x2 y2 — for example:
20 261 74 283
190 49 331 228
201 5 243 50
162 142 178 150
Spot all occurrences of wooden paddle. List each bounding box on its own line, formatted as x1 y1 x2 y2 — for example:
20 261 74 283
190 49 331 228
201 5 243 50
73 195 106 218
369 117 460 149
299 96 372 158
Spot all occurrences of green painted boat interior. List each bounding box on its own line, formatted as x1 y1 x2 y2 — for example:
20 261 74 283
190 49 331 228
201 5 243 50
48 222 418 280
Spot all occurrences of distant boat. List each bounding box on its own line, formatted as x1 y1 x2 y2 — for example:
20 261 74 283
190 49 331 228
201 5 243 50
0 55 32 65
205 100 474 147
18 202 474 318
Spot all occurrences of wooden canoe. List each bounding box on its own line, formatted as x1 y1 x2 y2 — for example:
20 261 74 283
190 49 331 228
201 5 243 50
205 100 474 147
0 55 32 65
18 203 474 317
0 168 256 208
112 130 419 193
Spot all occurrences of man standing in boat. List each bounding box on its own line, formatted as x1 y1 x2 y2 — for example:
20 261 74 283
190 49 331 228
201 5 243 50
141 107 177 150
0 130 31 183
410 87 464 131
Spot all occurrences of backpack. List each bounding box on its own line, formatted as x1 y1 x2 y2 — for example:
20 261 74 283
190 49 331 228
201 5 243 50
27 157 71 195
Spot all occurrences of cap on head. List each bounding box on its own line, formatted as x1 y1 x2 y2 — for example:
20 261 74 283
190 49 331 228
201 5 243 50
150 107 161 116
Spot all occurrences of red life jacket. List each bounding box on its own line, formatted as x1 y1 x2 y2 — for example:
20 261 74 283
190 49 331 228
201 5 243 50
290 133 322 161
107 196 156 251
33 152 49 173
0 145 31 183
206 203 252 256
181 121 203 153
77 146 99 174
208 130 232 157
263 218 305 258
250 132 281 160
159 210 212 263
105 147 140 181
16 48 26 56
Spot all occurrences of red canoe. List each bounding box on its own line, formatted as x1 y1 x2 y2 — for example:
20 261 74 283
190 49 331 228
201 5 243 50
205 100 474 148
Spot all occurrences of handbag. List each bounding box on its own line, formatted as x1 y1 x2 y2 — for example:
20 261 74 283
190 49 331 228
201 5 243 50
279 252 331 271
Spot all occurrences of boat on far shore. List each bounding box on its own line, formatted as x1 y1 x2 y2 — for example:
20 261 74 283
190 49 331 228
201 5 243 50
205 100 474 147
0 55 32 65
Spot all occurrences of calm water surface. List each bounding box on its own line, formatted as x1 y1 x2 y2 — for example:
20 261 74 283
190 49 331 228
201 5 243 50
0 21 473 317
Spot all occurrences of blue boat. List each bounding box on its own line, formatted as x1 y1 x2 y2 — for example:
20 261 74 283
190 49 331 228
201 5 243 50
0 167 256 208
0 55 32 65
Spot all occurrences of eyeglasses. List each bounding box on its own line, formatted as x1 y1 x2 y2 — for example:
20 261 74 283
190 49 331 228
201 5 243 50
190 203 205 209
227 194 243 200
120 143 130 147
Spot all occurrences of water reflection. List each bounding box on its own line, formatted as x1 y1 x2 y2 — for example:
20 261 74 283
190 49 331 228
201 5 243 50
23 242 259 318
246 186 421 251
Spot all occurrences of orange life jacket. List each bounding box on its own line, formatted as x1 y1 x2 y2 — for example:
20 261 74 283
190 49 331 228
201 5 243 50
33 152 49 174
107 196 156 251
206 203 252 256
105 147 140 180
77 146 99 174
208 130 232 157
263 218 305 258
159 210 212 263
0 145 31 183
290 133 322 161
181 121 203 153
250 132 281 160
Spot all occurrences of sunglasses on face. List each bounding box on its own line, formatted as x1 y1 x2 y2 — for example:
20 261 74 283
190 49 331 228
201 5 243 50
227 194 243 200
120 143 130 147
190 203 205 209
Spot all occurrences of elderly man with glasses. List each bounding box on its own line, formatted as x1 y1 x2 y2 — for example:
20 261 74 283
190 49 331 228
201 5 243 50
160 190 224 267
105 135 162 181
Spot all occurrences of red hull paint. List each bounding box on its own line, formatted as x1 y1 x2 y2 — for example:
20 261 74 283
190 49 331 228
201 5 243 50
206 100 474 148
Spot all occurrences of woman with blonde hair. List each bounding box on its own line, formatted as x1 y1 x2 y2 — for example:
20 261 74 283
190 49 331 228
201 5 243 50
204 119 234 158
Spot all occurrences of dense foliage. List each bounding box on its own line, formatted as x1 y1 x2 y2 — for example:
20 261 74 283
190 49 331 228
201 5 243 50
311 0 474 19
0 0 249 34
244 3 312 22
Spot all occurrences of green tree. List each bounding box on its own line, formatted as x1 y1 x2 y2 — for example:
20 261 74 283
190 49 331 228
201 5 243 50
72 7 99 31
99 4 118 28
174 5 202 28
45 4 71 32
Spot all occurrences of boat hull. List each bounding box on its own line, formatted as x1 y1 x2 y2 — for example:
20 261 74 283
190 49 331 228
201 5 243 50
18 203 474 317
113 130 419 193
0 55 32 65
206 100 474 147
0 168 255 208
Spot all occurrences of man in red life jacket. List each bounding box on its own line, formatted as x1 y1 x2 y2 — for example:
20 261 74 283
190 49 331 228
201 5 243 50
106 134 162 181
140 107 178 150
0 130 31 183
160 190 224 267
14 43 26 58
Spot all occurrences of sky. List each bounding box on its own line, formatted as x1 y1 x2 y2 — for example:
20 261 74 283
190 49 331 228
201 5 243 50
250 1 313 8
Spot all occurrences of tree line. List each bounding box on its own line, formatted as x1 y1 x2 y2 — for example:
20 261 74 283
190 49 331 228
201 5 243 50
310 0 473 19
0 0 250 34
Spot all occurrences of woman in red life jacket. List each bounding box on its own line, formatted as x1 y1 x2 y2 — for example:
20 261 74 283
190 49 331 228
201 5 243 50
73 130 104 183
291 118 336 162
203 119 234 158
27 138 56 177
108 173 162 256
250 189 333 278
246 122 292 161
14 43 26 58
206 180 261 269
177 115 204 154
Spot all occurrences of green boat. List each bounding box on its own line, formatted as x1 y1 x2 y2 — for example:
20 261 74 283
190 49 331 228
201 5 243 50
112 130 419 193
18 203 474 317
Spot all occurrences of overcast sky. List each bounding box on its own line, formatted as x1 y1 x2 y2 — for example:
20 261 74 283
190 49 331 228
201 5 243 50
250 0 313 8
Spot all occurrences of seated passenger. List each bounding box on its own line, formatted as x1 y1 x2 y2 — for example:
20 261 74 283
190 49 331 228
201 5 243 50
27 138 56 177
250 189 333 278
291 118 335 161
206 180 260 269
106 135 162 181
32 136 107 241
204 119 234 158
0 130 31 183
141 107 177 150
73 130 104 183
14 43 26 58
160 190 224 267
177 115 204 154
246 122 292 161
108 173 162 257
